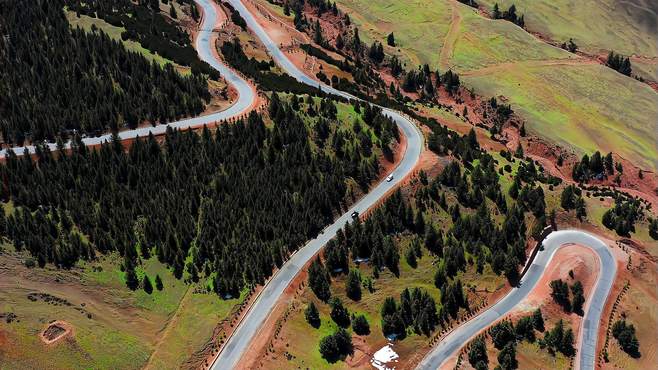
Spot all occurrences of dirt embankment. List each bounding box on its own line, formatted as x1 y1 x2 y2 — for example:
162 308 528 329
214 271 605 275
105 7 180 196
40 320 74 345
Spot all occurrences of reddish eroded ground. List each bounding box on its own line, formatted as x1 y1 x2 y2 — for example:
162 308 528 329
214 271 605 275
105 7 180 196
234 266 309 370
512 246 602 337
505 128 658 210
243 0 352 84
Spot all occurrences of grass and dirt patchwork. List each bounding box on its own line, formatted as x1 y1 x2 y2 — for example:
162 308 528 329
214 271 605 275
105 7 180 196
0 246 241 370
463 63 658 169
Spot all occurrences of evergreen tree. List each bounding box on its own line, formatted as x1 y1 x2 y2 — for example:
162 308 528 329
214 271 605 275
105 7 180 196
497 342 518 370
125 265 139 291
318 326 354 362
468 336 488 368
612 320 641 358
352 314 370 335
387 32 395 47
155 274 164 291
345 269 362 301
570 281 585 315
329 297 351 327
309 257 332 301
405 246 417 268
305 301 321 328
490 320 516 349
549 279 571 312
515 316 535 342
532 308 545 332
143 274 153 294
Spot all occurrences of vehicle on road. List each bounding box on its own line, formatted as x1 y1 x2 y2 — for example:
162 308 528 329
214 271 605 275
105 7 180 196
386 174 393 182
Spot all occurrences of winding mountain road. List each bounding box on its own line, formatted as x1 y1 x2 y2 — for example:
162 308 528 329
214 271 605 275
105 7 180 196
417 230 617 370
0 0 255 159
1 1 617 369
205 2 619 370
208 1 424 369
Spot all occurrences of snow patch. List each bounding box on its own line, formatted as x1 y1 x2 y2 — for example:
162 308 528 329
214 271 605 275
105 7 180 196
371 343 399 370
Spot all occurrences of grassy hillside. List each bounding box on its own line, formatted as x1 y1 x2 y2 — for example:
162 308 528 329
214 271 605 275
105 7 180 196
464 64 658 168
0 246 240 370
335 0 658 170
477 0 658 58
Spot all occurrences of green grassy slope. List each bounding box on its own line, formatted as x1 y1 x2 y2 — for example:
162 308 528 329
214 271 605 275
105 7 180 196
335 0 658 170
477 0 658 58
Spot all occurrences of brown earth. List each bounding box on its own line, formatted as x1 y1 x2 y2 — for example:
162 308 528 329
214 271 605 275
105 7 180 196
40 321 74 345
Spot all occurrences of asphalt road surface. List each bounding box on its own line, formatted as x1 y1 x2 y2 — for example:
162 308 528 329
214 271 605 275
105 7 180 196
210 1 424 368
417 230 617 370
0 0 254 159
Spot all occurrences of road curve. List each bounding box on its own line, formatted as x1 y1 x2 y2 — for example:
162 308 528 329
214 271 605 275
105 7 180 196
0 0 254 159
417 230 617 370
210 1 424 368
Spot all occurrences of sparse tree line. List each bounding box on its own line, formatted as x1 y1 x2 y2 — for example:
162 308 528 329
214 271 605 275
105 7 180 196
572 151 617 183
570 151 654 238
492 3 525 28
606 51 632 76
219 37 326 95
0 94 397 298
0 0 210 145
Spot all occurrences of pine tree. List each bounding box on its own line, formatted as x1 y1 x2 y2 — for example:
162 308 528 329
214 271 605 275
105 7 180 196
305 301 321 328
550 279 571 312
497 342 518 370
169 4 177 19
405 247 417 268
532 308 544 332
345 269 362 301
143 274 153 294
352 314 370 335
314 19 323 45
387 32 395 47
155 274 164 291
570 281 585 315
0 207 6 235
309 257 332 301
492 3 501 19
468 336 488 368
329 297 351 327
125 265 139 291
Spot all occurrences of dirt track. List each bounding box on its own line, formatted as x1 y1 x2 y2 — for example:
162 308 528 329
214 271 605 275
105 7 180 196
460 57 599 77
439 0 462 70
